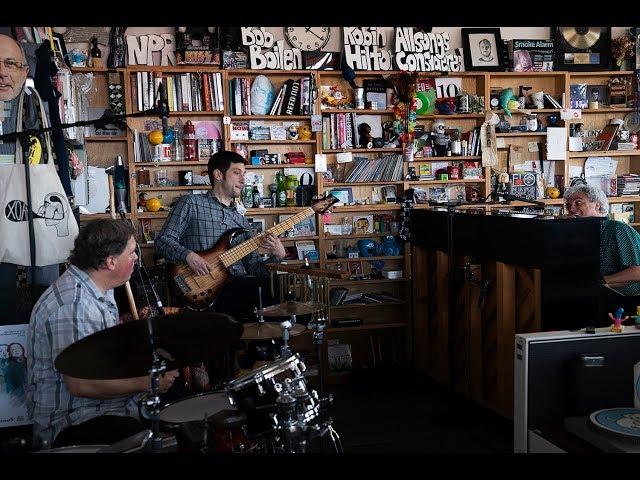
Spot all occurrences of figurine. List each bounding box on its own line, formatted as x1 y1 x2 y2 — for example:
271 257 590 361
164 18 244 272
431 119 450 156
89 36 103 69
287 124 299 141
499 88 519 118
297 125 312 141
609 307 628 333
137 192 148 210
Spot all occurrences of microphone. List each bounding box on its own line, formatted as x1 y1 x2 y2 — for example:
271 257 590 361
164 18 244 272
114 155 127 214
157 83 170 137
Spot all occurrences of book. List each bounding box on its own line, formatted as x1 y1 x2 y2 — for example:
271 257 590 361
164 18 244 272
569 83 588 109
509 39 554 72
596 124 621 151
295 240 318 261
363 79 387 110
327 342 352 372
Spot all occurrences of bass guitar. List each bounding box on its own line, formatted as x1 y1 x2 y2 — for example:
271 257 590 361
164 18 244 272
168 194 338 310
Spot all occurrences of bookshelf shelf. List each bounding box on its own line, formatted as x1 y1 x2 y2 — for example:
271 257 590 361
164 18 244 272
325 255 404 263
85 136 127 142
568 150 640 158
230 140 317 144
132 111 224 116
323 181 405 187
231 115 311 120
407 179 484 185
245 207 308 214
492 109 561 114
416 113 485 119
135 161 209 167
408 156 481 161
332 205 401 212
245 164 314 169
495 132 547 137
138 186 210 191
280 236 319 242
324 233 395 240
580 108 635 113
569 71 635 76
321 148 403 153
79 213 131 220
137 212 170 219
321 109 394 114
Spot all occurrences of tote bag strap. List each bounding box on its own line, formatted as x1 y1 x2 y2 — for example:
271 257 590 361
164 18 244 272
14 87 54 165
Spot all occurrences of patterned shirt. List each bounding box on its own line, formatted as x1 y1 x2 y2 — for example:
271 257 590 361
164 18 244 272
26 265 138 448
600 219 640 296
154 192 275 278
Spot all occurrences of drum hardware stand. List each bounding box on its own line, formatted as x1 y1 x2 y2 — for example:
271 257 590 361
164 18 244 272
279 314 296 358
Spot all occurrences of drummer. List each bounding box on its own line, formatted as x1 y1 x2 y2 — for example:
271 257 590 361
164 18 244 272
26 220 179 450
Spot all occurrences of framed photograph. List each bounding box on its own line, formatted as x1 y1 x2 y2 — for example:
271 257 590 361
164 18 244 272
246 218 265 237
586 85 609 106
461 28 504 71
279 214 316 237
329 187 353 205
348 260 363 276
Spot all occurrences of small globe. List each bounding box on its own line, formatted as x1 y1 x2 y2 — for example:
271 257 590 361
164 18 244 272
148 130 164 146
145 197 162 212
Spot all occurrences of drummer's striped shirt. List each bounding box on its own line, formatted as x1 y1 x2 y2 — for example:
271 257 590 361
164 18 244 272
26 265 139 448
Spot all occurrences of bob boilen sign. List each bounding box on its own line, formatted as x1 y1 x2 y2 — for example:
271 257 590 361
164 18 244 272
242 27 302 70
394 28 463 72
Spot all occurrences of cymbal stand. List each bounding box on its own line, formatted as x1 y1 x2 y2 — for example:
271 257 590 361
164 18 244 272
139 317 166 454
280 314 296 359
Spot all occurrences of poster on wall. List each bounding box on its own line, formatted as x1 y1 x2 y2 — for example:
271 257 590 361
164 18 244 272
241 27 302 70
393 28 463 72
0 324 31 428
343 27 393 71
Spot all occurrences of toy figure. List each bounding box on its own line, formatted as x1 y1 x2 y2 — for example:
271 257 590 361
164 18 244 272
499 88 519 118
287 124 299 141
609 307 628 333
137 192 148 210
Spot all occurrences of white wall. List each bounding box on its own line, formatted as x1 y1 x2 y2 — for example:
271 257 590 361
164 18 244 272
56 26 632 70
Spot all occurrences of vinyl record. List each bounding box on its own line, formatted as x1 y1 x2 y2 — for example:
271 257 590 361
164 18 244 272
590 408 640 442
415 89 436 115
561 27 603 50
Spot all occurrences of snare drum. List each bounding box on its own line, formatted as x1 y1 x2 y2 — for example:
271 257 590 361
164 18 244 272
159 391 232 424
226 354 319 434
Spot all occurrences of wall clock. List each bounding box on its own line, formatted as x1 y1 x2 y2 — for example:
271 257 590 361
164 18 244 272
284 27 330 51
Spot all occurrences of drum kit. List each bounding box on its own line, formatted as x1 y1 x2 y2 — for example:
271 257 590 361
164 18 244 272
52 297 343 454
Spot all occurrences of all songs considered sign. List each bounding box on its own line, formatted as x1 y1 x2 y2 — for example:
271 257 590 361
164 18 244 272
394 28 463 72
0 324 31 428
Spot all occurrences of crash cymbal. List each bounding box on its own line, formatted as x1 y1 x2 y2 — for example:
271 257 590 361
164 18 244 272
258 301 325 317
55 312 242 380
241 321 306 340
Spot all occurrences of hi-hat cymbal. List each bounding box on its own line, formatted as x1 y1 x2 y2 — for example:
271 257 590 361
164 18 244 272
55 312 242 380
241 322 306 340
258 301 325 317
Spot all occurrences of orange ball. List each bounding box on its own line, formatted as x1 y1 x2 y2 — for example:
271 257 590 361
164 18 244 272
145 197 162 212
148 130 164 146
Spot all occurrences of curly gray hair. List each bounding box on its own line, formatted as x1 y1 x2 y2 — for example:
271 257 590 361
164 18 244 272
564 183 609 215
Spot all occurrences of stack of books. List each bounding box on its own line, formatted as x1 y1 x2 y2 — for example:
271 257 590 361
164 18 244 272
616 174 640 196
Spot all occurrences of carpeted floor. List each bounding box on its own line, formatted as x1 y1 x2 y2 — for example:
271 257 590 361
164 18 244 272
320 373 513 454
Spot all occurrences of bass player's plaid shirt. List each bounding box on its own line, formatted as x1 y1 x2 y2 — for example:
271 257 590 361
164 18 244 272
154 192 275 278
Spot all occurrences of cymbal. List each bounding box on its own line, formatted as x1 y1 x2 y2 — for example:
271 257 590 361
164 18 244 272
55 313 242 380
258 301 325 317
241 322 306 340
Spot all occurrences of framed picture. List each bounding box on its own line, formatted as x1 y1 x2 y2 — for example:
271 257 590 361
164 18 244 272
246 218 265 237
329 188 353 205
348 260 363 276
586 85 609 106
461 28 504 71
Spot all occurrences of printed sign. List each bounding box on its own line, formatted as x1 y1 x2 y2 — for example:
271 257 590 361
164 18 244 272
394 28 463 72
0 324 31 428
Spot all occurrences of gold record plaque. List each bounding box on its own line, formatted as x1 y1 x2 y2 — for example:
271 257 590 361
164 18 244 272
561 27 603 49
554 27 611 71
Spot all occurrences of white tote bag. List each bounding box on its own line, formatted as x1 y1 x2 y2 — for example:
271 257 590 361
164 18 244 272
0 88 79 266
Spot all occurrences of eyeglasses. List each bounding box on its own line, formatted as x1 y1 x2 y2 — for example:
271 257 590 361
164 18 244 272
0 59 27 71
